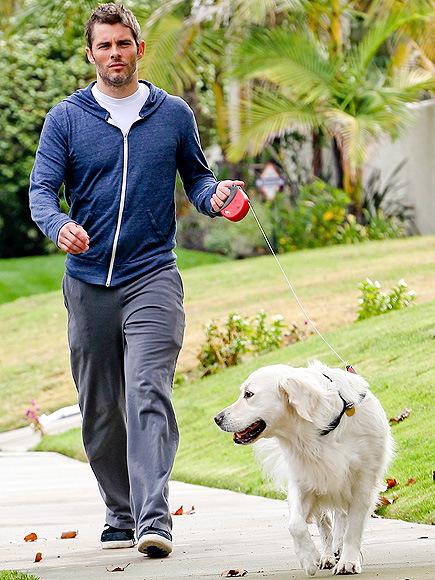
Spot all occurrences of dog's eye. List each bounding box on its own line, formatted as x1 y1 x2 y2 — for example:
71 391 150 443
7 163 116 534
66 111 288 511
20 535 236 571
244 390 254 399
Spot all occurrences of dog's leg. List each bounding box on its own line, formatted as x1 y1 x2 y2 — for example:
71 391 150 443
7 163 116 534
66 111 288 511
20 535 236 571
333 484 375 575
332 509 346 558
314 511 336 570
287 486 320 576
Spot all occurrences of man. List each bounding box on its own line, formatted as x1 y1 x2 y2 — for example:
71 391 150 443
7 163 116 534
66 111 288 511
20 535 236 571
29 3 243 559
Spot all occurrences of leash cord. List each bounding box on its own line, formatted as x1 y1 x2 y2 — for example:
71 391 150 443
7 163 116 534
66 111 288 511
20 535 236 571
248 200 348 368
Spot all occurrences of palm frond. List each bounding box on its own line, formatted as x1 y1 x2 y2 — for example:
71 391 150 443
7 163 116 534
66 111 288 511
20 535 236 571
142 0 186 30
140 15 221 93
189 0 304 29
390 66 435 95
231 0 303 26
233 28 336 104
227 88 318 161
323 106 415 177
354 4 432 76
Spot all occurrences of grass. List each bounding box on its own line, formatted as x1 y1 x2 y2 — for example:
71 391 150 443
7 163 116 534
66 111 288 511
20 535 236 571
1 236 433 433
0 572 40 580
2 237 435 524
0 247 228 306
34 298 435 525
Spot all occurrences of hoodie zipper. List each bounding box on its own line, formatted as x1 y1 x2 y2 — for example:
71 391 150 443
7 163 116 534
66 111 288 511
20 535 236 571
105 118 140 287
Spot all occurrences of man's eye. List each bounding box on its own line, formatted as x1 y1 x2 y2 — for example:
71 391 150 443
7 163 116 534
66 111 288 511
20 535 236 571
244 391 254 399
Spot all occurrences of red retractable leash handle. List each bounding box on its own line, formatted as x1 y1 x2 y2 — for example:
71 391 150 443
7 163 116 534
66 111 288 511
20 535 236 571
219 185 250 222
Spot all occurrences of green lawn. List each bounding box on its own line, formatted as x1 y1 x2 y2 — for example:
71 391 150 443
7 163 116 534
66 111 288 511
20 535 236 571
0 572 40 580
35 298 435 525
2 237 435 524
1 236 434 432
0 247 228 306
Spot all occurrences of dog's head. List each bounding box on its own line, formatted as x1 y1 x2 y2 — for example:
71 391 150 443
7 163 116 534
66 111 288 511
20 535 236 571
214 364 335 445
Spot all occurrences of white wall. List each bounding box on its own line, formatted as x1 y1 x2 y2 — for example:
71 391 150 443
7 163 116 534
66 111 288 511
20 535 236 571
366 99 435 235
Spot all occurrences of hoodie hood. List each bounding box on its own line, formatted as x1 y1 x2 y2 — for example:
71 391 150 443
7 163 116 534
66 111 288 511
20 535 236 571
64 80 168 120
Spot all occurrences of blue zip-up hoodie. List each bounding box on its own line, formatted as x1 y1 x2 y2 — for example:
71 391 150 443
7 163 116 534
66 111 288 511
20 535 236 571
29 81 218 286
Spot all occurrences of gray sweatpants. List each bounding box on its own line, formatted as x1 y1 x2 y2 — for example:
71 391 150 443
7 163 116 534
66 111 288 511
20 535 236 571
62 264 185 538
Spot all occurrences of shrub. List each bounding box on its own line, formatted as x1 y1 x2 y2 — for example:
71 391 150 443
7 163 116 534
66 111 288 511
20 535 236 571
356 279 416 321
277 180 405 252
0 29 92 257
197 311 310 376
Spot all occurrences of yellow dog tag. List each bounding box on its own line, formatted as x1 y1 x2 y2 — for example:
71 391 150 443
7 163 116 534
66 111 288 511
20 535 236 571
345 406 355 417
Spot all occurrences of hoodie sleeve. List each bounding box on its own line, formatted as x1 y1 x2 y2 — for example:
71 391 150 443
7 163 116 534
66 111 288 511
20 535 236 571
29 108 75 246
176 103 219 217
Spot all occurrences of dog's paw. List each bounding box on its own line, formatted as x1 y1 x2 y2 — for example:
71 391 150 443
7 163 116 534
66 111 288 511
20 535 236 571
300 552 320 576
319 553 336 569
333 559 362 575
302 561 319 577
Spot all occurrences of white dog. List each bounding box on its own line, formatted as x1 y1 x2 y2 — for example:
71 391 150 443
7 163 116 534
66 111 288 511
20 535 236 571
215 361 393 576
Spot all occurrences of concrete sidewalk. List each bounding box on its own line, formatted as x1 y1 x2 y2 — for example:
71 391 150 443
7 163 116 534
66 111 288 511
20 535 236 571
1 452 434 579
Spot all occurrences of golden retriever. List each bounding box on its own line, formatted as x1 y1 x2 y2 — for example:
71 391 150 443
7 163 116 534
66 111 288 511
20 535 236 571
215 361 393 576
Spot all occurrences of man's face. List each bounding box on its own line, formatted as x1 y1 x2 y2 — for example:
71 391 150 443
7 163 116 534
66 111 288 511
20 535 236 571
86 22 145 90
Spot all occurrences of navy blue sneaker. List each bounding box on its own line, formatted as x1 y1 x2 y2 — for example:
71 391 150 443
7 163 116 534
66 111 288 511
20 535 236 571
100 525 135 549
137 528 172 557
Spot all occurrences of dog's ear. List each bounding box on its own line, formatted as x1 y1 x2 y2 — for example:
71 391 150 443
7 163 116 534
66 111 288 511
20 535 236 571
278 375 322 423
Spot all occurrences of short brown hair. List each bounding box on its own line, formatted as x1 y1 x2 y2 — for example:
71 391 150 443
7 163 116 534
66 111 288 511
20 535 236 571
85 3 141 49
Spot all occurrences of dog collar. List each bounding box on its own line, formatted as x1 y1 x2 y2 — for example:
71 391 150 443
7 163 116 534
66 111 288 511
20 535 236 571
319 374 365 436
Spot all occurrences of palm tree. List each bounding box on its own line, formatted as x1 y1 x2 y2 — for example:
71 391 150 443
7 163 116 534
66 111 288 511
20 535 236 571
137 0 304 159
227 4 435 214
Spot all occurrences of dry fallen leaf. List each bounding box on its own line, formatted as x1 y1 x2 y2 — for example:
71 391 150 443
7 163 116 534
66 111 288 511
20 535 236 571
24 533 38 542
34 552 42 562
171 505 195 515
386 477 398 489
406 478 417 486
61 530 78 539
221 569 248 577
106 563 130 572
390 408 411 423
376 492 399 507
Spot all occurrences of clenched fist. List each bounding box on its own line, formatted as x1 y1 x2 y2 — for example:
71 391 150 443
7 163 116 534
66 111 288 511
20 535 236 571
211 180 245 212
57 222 89 254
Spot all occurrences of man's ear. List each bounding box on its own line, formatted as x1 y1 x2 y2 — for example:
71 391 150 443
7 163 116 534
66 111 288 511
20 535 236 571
86 47 95 65
278 376 321 423
137 40 145 61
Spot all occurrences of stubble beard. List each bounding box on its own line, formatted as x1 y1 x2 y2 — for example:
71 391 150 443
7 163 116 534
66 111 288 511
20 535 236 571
97 60 137 89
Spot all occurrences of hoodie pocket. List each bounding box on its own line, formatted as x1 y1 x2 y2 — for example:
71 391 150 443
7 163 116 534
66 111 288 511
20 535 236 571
116 208 174 265
145 209 167 243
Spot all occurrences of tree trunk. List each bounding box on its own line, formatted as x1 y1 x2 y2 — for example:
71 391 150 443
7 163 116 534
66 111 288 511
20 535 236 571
332 137 344 189
312 130 323 177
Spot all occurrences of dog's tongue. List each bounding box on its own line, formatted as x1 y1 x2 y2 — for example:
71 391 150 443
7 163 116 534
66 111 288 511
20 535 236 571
233 420 265 445
233 431 247 444
233 428 250 444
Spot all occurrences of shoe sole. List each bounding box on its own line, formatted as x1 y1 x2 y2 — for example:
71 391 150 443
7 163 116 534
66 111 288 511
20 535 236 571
101 539 135 549
137 533 172 558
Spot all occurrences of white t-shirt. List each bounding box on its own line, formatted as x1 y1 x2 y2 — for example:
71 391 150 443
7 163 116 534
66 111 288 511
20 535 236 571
92 83 150 134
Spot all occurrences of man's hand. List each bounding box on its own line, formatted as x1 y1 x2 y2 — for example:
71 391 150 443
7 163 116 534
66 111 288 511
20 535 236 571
57 222 90 254
211 180 245 213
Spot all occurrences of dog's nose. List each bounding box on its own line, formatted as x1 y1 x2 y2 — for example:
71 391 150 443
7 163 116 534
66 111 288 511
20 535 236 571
214 413 225 426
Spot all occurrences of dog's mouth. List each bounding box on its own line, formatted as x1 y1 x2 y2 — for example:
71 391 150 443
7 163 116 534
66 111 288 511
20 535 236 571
233 420 266 445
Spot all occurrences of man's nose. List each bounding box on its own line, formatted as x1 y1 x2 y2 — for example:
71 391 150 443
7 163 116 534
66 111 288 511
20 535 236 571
110 45 121 58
